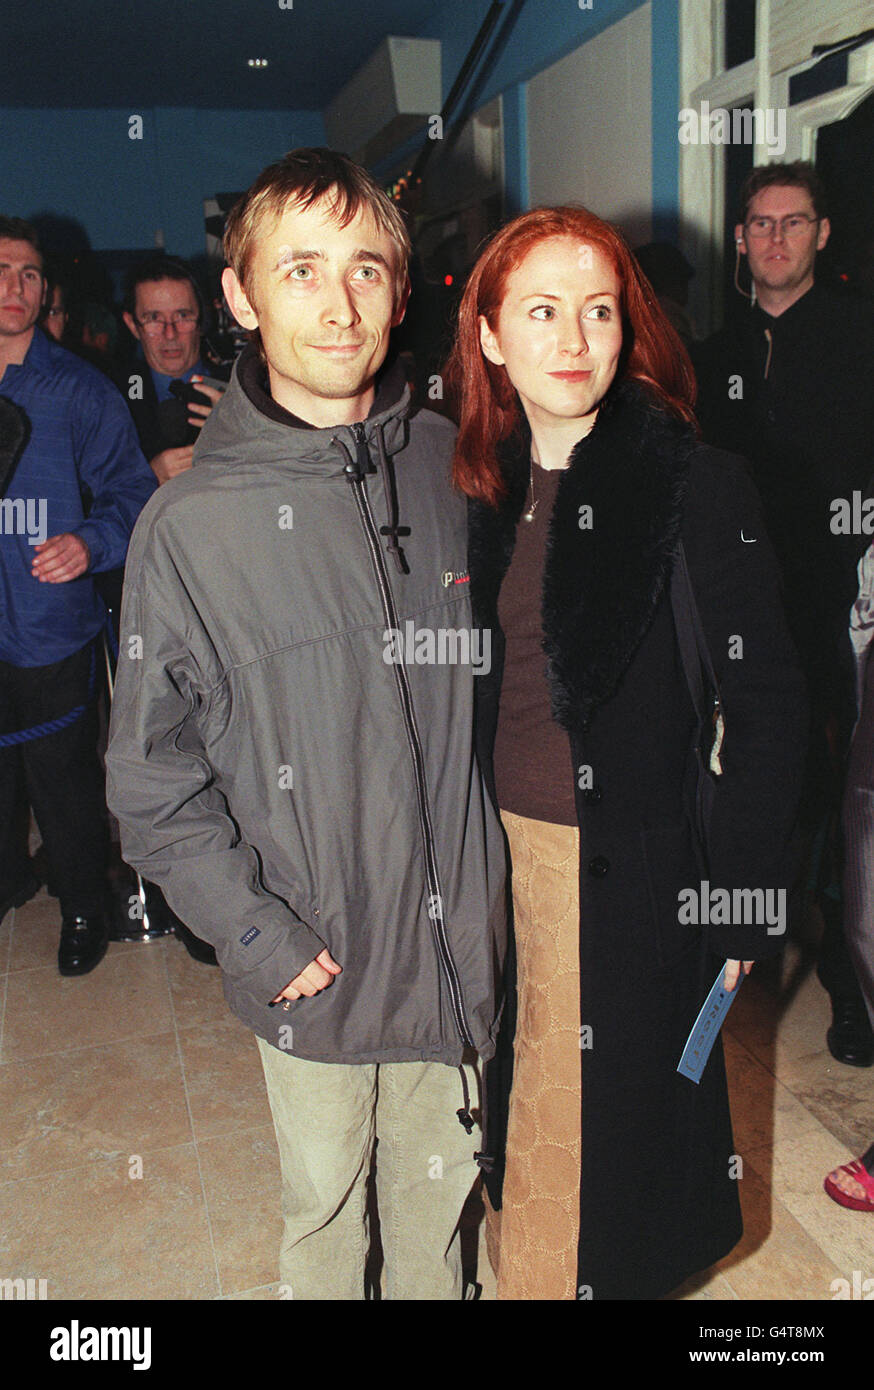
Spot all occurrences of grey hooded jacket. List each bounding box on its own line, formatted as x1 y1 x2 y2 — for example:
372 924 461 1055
106 356 507 1065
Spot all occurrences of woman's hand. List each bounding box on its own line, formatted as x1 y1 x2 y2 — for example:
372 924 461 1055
723 958 754 992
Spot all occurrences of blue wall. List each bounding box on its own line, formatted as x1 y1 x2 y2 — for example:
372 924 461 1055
0 107 325 261
650 0 680 241
408 0 679 223
0 0 682 256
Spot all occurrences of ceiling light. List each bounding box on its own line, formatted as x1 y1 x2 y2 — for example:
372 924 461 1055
247 58 269 68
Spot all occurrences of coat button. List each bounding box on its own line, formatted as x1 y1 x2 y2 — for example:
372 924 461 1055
588 855 610 877
583 786 602 805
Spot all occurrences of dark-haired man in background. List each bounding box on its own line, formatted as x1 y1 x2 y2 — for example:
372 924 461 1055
120 255 230 486
695 161 874 1066
0 215 155 972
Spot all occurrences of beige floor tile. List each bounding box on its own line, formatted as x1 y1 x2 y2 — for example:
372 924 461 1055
6 890 59 972
177 1018 273 1141
745 1132 874 1291
0 1033 192 1182
0 1144 218 1299
0 949 173 1062
671 1268 740 1299
165 937 227 1030
219 1281 282 1300
728 950 832 1070
713 1162 846 1300
196 1125 282 1296
0 914 12 973
774 1051 874 1156
725 1033 831 1155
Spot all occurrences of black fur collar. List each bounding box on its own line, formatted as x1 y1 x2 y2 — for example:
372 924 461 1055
468 380 695 730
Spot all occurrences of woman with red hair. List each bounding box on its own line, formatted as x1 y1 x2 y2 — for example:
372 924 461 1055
447 207 807 1300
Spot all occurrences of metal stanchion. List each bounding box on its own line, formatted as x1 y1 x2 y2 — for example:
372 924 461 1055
103 625 172 943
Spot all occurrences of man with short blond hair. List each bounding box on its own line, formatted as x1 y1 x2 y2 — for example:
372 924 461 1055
107 149 506 1300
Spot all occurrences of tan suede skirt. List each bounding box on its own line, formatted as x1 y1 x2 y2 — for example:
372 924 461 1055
485 809 582 1300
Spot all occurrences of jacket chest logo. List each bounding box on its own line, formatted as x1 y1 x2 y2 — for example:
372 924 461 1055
442 568 470 588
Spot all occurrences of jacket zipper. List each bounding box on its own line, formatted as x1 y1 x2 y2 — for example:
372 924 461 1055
345 422 474 1048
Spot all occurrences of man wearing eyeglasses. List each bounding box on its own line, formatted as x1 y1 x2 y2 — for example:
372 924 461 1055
695 161 874 1069
121 255 230 486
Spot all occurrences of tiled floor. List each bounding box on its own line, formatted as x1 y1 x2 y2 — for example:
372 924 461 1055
0 889 870 1301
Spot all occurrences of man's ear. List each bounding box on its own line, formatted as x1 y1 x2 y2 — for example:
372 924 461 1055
816 216 831 253
734 223 747 257
392 276 411 329
222 266 259 331
122 310 141 343
478 314 505 366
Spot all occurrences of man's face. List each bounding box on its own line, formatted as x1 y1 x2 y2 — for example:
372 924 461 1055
222 195 408 426
0 238 45 340
124 277 201 376
735 184 829 298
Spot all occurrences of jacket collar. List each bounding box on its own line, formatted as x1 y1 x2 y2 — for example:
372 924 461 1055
194 349 411 476
237 341 408 435
470 379 695 729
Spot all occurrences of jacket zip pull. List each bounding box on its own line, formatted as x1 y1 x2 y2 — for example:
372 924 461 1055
348 422 373 481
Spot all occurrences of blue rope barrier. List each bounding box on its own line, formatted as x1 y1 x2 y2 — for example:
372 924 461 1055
0 643 98 749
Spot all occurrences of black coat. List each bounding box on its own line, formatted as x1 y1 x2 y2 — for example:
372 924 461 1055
693 283 874 729
470 380 808 1300
114 349 232 464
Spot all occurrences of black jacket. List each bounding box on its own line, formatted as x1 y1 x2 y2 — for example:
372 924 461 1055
694 282 874 712
471 380 808 1299
115 349 232 463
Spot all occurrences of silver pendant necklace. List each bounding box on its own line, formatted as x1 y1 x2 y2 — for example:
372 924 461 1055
523 456 538 522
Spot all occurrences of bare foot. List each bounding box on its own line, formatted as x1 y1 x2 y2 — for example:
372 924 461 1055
827 1162 873 1203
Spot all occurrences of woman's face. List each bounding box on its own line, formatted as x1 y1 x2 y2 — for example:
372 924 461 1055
478 236 624 435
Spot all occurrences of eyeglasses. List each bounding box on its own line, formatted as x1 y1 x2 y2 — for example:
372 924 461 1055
134 310 199 334
744 214 820 240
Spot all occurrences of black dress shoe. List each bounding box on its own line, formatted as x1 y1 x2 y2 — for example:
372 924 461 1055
827 997 874 1068
58 914 110 976
174 921 218 966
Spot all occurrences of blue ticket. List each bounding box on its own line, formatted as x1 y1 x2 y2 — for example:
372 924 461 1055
677 965 744 1084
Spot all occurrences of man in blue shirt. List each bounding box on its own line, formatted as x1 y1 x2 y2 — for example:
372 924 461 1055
0 216 156 974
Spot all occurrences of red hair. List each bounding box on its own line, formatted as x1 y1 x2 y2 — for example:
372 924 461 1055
445 206 698 506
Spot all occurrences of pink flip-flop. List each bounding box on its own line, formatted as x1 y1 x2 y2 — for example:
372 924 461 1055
824 1158 874 1212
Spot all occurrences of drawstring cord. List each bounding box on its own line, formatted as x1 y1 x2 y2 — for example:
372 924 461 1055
456 1063 475 1134
333 425 410 575
457 1062 494 1169
374 425 410 575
